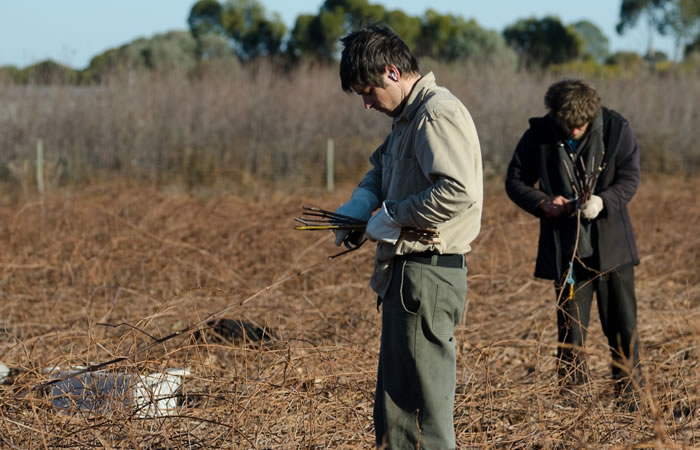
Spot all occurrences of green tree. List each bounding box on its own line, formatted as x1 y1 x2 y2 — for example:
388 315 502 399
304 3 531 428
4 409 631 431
503 16 582 67
384 9 422 51
414 11 515 64
322 0 386 28
84 31 201 82
188 0 227 39
287 0 389 61
198 33 235 60
667 0 700 56
605 50 647 69
444 19 516 65
616 0 668 34
617 0 700 57
572 20 610 63
312 7 348 60
188 0 286 60
188 0 229 59
286 1 514 65
286 14 318 59
20 60 78 85
686 31 700 53
0 65 21 84
416 9 455 58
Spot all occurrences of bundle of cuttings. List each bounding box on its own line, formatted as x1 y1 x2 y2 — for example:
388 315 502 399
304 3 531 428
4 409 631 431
294 206 440 253
563 152 605 210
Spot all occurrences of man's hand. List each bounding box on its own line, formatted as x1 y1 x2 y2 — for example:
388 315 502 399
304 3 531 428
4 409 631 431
581 195 604 219
333 188 379 246
365 202 401 245
540 195 574 219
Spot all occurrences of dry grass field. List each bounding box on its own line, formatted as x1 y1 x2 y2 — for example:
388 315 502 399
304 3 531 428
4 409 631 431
0 175 698 448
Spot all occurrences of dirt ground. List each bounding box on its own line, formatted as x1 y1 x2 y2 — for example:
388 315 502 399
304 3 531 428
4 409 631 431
0 176 698 448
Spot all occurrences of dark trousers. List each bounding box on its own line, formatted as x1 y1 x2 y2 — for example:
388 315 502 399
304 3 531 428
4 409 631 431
556 261 641 388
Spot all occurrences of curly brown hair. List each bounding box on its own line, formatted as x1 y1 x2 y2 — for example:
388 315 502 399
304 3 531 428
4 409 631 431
544 79 601 134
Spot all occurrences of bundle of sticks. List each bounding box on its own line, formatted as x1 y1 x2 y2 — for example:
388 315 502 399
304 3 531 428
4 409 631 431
294 206 439 247
563 153 605 207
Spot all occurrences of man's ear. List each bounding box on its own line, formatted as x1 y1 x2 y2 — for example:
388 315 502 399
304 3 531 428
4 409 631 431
386 65 399 82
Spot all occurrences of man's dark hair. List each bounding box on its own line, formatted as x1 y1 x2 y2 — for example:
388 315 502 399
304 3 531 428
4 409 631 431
544 79 601 133
339 24 419 93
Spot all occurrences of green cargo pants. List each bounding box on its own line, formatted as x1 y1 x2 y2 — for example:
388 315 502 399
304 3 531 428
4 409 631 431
374 255 467 449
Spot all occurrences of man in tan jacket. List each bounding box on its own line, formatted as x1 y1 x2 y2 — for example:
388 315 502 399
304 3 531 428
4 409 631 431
335 24 483 449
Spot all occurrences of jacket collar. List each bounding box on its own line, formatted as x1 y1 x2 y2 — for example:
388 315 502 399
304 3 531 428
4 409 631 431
393 72 436 124
588 110 604 135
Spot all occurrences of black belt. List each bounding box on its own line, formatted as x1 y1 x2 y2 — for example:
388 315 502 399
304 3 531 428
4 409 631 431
395 252 464 268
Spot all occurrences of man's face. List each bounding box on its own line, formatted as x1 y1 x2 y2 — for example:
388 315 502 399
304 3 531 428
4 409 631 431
355 72 403 117
569 122 589 140
556 117 590 140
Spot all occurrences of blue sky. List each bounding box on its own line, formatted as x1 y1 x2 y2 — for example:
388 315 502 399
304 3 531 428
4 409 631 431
0 0 677 69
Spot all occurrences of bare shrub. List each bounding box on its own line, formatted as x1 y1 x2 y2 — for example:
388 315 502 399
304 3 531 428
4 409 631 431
1 62 698 194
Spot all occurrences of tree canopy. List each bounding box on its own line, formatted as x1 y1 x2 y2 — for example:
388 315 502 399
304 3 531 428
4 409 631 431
189 0 286 60
84 31 201 82
196 0 514 65
617 0 700 57
7 1 700 85
572 20 610 63
1 60 78 85
503 16 582 67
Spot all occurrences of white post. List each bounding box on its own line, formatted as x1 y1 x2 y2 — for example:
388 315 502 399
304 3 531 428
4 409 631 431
36 138 45 217
326 138 334 192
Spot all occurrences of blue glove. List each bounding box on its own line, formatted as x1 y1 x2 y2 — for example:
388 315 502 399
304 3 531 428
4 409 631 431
365 201 401 245
334 188 379 246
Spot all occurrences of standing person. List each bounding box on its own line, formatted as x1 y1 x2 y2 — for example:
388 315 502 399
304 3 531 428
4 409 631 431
505 79 643 409
335 24 483 449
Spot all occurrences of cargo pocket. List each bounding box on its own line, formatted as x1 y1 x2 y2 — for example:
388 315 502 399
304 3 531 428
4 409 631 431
433 278 467 337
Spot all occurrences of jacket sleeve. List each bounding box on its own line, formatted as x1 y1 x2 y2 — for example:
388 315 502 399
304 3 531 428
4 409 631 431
597 125 640 212
505 130 550 217
356 136 389 202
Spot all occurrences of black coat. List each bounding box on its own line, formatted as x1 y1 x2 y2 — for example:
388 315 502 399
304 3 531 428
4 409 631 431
505 108 640 280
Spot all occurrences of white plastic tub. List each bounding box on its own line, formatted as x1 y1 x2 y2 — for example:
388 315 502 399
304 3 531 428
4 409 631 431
47 367 191 417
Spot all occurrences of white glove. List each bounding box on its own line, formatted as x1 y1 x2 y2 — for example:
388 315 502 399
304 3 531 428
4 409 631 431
581 195 603 219
365 202 401 245
334 188 379 246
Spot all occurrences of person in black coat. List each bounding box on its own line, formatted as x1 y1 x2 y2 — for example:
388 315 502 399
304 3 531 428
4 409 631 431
505 79 643 408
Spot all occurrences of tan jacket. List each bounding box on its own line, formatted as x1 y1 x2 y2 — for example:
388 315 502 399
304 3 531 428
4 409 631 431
357 72 483 296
